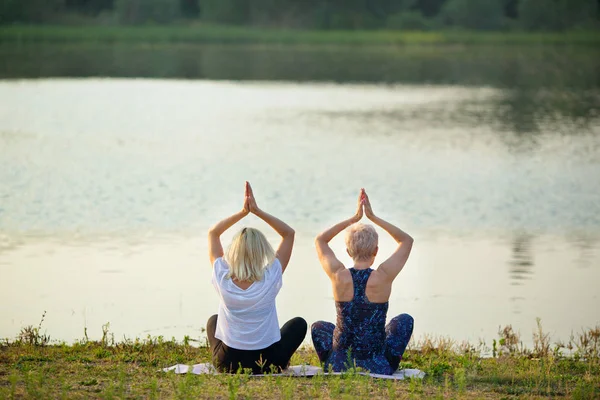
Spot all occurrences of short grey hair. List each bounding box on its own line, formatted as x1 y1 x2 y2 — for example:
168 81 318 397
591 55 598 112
345 223 378 261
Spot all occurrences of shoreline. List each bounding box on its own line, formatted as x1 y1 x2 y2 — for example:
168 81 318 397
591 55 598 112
1 25 599 47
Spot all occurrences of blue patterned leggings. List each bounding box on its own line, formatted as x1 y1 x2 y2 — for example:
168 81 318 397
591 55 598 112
311 313 414 373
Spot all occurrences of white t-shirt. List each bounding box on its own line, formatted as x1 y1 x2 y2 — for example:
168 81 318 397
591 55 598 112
211 257 283 350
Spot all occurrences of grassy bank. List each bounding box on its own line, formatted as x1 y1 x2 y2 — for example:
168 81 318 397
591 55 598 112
1 24 599 46
1 321 599 399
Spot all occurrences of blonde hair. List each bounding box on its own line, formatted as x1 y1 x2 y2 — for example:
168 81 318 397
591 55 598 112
225 227 275 282
345 223 378 261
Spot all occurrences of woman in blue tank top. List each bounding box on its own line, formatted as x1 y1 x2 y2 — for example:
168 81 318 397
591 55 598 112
312 189 414 375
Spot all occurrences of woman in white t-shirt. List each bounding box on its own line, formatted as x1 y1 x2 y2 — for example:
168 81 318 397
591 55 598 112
207 181 307 374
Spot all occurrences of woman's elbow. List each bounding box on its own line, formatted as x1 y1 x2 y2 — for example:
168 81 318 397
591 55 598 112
404 235 414 246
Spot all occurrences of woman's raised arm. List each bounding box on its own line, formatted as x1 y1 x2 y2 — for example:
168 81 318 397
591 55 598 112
207 185 250 265
363 190 413 282
246 183 295 272
315 190 364 278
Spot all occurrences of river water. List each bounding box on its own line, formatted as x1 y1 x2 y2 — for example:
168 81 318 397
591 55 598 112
0 44 599 347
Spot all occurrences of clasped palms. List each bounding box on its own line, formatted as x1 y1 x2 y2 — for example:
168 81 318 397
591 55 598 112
351 188 375 223
242 181 260 215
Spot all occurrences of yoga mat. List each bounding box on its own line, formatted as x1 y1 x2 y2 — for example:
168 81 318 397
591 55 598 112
163 363 425 380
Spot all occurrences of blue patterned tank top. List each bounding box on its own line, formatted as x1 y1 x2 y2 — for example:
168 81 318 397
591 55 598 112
328 268 392 373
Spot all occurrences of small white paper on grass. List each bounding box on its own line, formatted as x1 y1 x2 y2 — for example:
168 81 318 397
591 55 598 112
163 363 425 380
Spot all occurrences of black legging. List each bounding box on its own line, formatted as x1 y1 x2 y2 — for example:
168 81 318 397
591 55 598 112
206 314 307 374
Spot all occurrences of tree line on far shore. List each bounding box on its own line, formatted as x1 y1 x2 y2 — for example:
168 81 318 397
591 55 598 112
1 0 598 31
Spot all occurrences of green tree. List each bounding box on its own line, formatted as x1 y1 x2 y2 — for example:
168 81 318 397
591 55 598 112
518 0 598 31
180 0 200 18
64 0 114 15
387 11 433 29
440 0 505 30
201 0 250 24
115 0 180 24
1 0 65 23
414 0 447 17
368 0 417 18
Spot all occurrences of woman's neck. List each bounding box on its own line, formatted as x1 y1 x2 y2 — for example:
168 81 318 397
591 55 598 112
353 259 374 270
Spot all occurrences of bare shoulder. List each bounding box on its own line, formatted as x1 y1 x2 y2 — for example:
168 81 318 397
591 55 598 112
365 269 393 303
332 268 354 301
333 268 352 283
369 269 392 286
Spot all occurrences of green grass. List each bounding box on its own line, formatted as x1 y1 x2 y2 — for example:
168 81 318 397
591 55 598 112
1 24 599 46
1 321 599 399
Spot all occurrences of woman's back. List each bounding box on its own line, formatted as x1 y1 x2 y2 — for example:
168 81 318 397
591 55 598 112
333 268 388 357
212 257 282 350
332 267 392 303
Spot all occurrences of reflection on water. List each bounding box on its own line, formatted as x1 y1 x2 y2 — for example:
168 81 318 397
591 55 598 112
509 234 534 286
0 47 599 344
1 44 598 88
571 235 599 269
318 90 599 138
472 89 599 135
1 43 598 136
